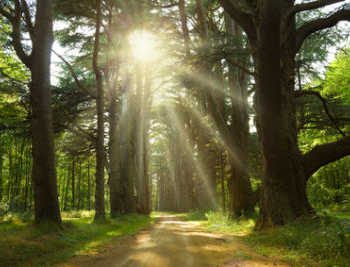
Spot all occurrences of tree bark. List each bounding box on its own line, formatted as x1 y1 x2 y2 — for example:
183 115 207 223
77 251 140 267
253 1 313 229
302 136 350 179
220 0 350 229
93 0 106 221
224 15 255 217
30 0 61 224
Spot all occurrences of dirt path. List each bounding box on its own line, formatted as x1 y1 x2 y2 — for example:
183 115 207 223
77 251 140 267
61 215 287 267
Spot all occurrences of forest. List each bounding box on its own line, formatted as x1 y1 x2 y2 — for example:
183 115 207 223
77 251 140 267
0 0 350 266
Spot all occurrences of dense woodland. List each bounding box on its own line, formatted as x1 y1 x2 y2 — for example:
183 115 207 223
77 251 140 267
0 0 350 239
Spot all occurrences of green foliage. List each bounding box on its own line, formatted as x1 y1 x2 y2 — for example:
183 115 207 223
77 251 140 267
307 157 350 210
0 212 153 266
184 210 256 234
184 211 350 266
245 214 350 267
185 209 208 221
324 48 350 106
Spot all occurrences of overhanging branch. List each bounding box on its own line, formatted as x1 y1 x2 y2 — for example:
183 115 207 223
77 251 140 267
289 0 344 17
302 136 350 179
296 6 350 51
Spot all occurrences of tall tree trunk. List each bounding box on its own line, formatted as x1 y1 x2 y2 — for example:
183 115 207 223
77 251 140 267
222 15 255 217
93 0 106 221
23 147 30 211
8 145 13 204
109 93 123 216
195 0 218 211
254 1 312 229
77 159 81 210
87 158 91 211
30 0 61 224
71 157 75 209
220 152 226 213
136 66 151 215
63 167 70 211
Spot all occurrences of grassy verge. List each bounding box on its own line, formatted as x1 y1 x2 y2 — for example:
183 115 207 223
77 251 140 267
0 211 154 266
182 210 350 267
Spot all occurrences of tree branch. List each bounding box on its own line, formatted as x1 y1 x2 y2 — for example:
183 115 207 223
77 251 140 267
1 1 32 68
52 49 96 99
20 0 34 41
302 136 350 179
219 0 257 44
296 6 350 51
289 0 344 16
295 89 346 137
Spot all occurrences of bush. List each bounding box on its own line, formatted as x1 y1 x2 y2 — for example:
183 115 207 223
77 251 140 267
301 217 350 262
186 210 207 220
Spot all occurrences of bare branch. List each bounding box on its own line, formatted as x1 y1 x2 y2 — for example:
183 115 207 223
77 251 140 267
296 6 350 51
52 49 97 99
295 89 346 137
289 0 344 16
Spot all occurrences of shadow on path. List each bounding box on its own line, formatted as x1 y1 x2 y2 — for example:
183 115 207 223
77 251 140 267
60 214 287 267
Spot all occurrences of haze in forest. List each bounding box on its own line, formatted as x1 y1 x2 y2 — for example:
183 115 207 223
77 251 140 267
1 0 350 266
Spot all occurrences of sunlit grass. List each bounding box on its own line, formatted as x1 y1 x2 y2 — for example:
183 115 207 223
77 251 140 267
181 210 350 267
0 211 154 266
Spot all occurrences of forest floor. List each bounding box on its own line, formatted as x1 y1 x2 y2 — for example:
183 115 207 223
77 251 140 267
60 214 286 267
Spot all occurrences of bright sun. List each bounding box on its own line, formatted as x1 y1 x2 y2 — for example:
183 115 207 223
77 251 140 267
129 30 157 62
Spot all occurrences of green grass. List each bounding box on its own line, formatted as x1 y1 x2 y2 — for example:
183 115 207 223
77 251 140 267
182 210 350 267
181 210 256 234
0 211 154 266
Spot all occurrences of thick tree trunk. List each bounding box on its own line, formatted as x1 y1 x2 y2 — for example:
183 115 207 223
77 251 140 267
220 0 350 229
254 1 312 229
30 0 61 224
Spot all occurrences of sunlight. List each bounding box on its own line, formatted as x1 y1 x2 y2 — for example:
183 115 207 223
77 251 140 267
129 30 158 62
165 106 219 209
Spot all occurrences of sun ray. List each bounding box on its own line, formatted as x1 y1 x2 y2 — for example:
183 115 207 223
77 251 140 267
129 30 158 62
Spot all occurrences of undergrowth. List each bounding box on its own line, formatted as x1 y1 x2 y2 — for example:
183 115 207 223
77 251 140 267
184 210 350 267
0 211 153 266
